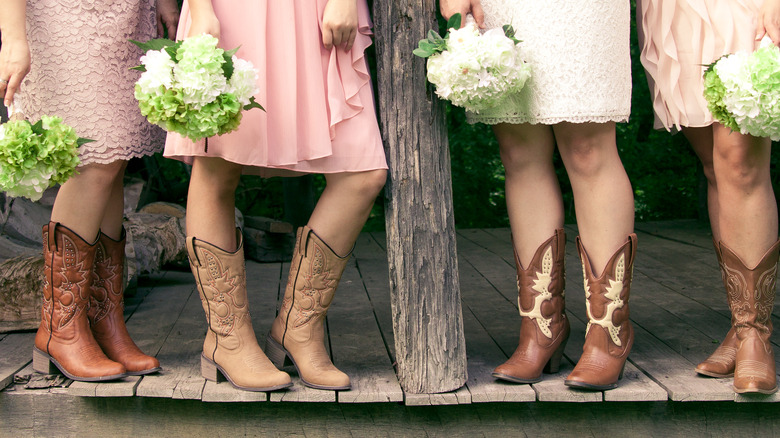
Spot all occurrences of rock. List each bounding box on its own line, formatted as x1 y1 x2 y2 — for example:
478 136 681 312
0 254 44 333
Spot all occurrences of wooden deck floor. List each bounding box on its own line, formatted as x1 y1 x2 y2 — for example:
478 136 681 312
2 220 779 406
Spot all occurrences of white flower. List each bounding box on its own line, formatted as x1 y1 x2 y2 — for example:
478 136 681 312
227 56 259 105
137 50 176 92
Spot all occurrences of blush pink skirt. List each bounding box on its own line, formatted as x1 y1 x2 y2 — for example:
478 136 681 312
637 0 763 131
163 0 387 177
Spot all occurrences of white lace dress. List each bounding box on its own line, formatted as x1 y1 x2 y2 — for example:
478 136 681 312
15 0 164 165
469 0 632 125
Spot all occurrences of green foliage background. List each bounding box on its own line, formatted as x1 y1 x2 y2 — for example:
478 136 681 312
140 1 779 230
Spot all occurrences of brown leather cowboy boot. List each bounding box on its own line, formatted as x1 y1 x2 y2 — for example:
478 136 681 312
719 239 779 394
89 229 161 376
267 226 351 390
493 229 570 383
696 238 737 378
565 234 637 391
33 222 127 381
187 231 292 392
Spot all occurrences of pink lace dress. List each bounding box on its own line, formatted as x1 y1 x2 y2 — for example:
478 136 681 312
14 0 164 165
163 0 388 177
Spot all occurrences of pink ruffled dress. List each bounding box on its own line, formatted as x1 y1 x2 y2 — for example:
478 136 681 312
637 0 763 131
163 0 387 176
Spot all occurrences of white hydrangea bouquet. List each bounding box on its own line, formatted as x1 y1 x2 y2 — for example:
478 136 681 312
131 34 263 142
0 115 90 201
703 37 780 140
413 13 531 113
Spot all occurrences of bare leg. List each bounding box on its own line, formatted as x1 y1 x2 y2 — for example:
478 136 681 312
50 160 127 242
493 122 563 268
186 156 243 251
713 124 777 266
308 169 387 256
683 126 720 240
554 122 634 274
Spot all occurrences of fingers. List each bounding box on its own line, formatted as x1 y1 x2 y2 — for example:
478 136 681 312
157 16 165 38
472 4 486 28
322 24 357 51
322 27 335 50
2 74 22 107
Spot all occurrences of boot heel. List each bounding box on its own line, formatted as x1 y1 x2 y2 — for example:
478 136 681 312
200 354 225 382
543 339 568 374
265 335 289 369
33 348 59 375
618 364 625 380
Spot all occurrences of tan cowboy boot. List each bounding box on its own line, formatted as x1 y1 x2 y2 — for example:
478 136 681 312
267 226 351 390
187 231 292 392
696 239 737 378
33 222 127 381
719 239 779 394
565 234 637 390
89 229 161 375
493 229 570 383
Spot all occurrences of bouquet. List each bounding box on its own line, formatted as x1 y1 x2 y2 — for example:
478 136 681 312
413 13 531 113
703 37 780 140
132 34 263 141
0 116 90 201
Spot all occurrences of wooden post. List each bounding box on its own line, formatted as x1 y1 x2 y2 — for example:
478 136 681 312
373 1 468 393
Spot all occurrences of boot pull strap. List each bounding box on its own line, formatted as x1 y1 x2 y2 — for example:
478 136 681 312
47 221 58 251
186 237 202 266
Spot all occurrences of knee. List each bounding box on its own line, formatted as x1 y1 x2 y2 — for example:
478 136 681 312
557 134 614 177
715 147 768 191
359 169 387 199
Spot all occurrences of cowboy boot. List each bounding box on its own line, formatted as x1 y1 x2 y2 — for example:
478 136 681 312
266 226 351 390
695 238 737 378
719 239 780 394
187 231 292 392
492 229 570 383
88 229 161 376
565 234 637 390
33 222 127 381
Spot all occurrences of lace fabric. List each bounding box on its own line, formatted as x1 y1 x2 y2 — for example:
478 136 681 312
15 0 164 165
468 0 632 126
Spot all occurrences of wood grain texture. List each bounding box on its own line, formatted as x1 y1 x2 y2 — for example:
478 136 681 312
373 0 467 394
0 332 34 390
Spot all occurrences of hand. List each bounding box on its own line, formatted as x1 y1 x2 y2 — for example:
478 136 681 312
756 0 780 46
187 0 220 39
156 0 180 39
0 37 31 107
322 0 358 51
439 0 485 29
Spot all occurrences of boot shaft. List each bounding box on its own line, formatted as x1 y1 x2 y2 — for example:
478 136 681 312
577 234 637 350
718 240 780 335
515 229 567 341
40 222 98 338
274 226 350 346
89 230 126 324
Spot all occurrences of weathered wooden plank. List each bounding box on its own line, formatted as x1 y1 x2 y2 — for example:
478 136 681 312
373 0 467 394
201 380 268 402
403 387 469 406
328 259 403 403
357 232 396 361
135 281 204 399
0 332 34 391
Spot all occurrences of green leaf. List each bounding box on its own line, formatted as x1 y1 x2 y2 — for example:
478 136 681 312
129 38 176 52
447 13 462 30
243 96 265 112
31 120 43 135
413 47 433 58
76 138 96 146
130 65 147 72
502 25 521 45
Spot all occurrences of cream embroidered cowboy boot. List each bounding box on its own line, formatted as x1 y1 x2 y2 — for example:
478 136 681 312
33 222 127 381
266 226 351 390
493 229 570 383
187 231 292 392
719 239 779 394
89 229 161 375
565 234 637 390
696 239 737 378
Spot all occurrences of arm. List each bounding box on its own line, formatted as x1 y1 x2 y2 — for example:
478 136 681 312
756 0 780 46
322 0 358 51
186 0 220 39
439 0 485 28
156 0 180 39
0 0 31 107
